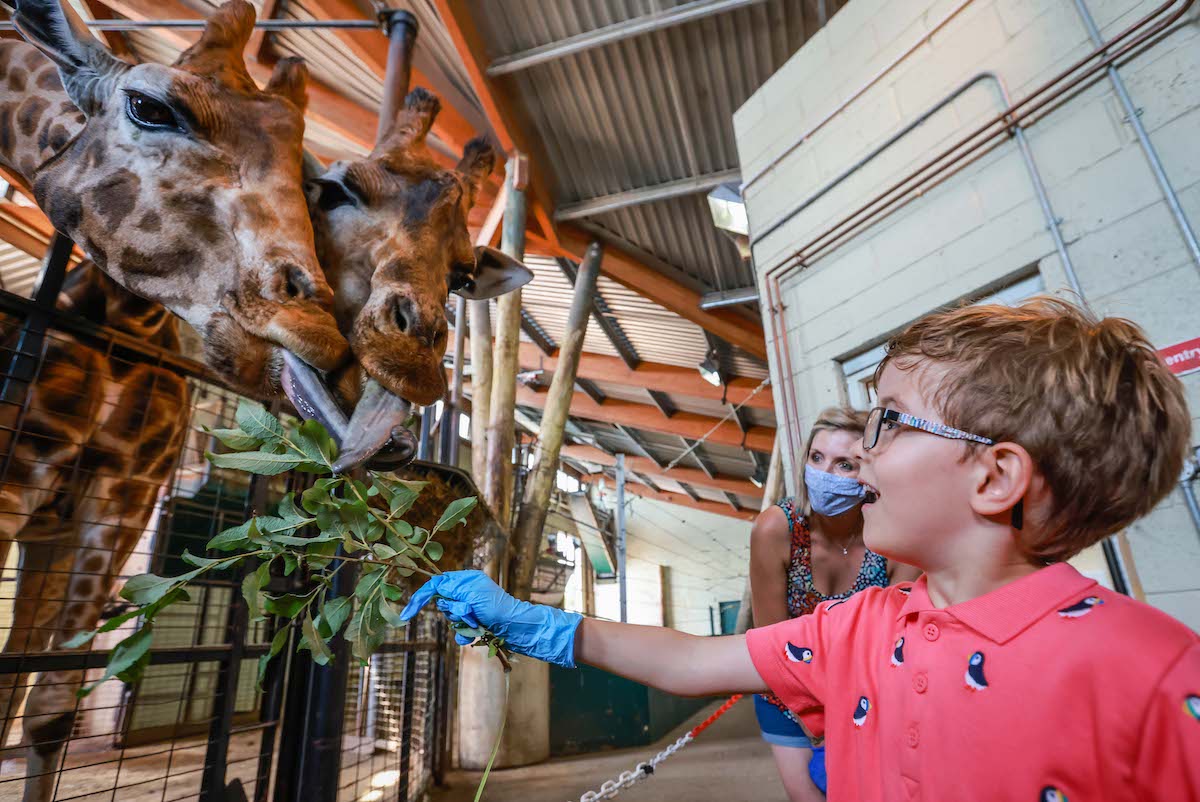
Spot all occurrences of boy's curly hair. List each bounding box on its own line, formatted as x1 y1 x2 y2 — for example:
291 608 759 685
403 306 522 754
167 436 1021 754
876 296 1191 563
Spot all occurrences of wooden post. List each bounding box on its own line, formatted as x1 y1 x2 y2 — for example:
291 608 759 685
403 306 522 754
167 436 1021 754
580 541 596 617
484 154 528 533
735 433 783 634
509 243 602 599
660 565 674 629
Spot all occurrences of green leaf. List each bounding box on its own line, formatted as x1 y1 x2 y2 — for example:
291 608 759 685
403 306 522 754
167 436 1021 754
119 568 202 606
208 519 264 552
380 599 405 628
276 493 309 526
78 624 155 698
374 476 426 516
263 589 317 619
305 539 339 570
242 561 272 622
299 611 333 666
257 626 290 690
354 570 384 602
425 541 444 562
180 550 226 569
301 478 342 514
405 524 425 545
207 450 306 476
382 582 404 603
434 497 478 533
295 419 338 467
235 399 285 444
372 543 398 560
203 426 261 452
282 553 299 576
452 623 485 640
316 596 353 640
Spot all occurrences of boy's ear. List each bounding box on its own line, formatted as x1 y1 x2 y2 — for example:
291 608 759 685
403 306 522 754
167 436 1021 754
970 442 1035 528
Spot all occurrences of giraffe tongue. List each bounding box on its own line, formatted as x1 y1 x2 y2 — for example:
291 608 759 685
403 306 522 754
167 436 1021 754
280 354 415 472
332 379 416 474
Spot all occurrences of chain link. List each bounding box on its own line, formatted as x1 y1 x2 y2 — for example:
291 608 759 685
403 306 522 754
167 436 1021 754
573 733 693 802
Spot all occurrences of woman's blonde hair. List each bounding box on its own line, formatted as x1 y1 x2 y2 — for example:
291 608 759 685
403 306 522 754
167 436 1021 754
798 406 869 514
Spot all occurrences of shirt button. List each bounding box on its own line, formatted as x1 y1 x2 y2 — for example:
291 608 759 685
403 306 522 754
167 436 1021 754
923 623 940 641
912 673 928 693
906 725 920 748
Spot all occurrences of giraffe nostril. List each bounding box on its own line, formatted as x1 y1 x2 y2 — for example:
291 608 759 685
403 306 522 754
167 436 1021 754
392 297 412 334
282 264 316 301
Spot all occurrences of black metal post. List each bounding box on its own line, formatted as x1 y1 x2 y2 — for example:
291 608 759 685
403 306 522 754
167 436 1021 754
199 474 267 801
398 620 419 802
375 10 418 143
0 231 72 404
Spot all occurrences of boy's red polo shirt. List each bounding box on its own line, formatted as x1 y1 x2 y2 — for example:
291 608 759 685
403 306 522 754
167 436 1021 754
746 563 1200 801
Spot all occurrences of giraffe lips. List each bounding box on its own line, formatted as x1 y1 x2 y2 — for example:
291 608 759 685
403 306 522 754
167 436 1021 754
280 354 416 472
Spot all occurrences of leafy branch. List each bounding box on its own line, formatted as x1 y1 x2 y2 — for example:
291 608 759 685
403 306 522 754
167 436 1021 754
69 399 509 698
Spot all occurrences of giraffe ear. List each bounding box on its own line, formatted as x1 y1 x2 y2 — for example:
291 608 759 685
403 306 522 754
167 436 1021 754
266 56 309 112
13 0 129 115
454 247 533 300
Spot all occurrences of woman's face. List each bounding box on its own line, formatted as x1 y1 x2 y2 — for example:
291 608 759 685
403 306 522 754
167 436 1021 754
807 428 863 478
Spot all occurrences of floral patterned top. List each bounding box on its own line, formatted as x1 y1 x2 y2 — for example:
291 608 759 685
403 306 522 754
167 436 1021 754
764 497 890 721
777 497 890 618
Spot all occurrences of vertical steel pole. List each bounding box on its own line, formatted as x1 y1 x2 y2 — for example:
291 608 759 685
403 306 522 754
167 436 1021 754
615 454 627 623
417 406 434 460
440 295 467 465
375 10 418 143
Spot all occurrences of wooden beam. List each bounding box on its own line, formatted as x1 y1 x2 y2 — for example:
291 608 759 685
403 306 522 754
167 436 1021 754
514 385 774 452
452 339 774 411
562 444 762 501
558 225 766 359
81 0 134 60
433 0 560 246
303 0 478 153
682 437 718 479
646 390 676 418
620 483 756 522
0 201 85 262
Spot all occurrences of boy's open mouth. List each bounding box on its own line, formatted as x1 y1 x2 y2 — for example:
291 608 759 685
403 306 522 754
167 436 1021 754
861 482 880 504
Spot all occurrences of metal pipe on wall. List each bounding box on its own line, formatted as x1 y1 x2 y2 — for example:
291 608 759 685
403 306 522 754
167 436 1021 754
1071 0 1200 274
616 454 628 624
758 0 1193 492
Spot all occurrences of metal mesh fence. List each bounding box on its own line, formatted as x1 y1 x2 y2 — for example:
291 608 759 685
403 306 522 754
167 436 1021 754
0 264 448 802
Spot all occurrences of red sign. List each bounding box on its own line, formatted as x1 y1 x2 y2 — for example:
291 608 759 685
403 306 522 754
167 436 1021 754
1159 337 1200 377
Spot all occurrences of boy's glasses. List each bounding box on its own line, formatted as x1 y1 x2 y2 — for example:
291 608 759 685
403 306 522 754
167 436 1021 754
863 408 996 451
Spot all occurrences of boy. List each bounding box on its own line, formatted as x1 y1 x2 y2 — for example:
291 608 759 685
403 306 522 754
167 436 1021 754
402 298 1199 801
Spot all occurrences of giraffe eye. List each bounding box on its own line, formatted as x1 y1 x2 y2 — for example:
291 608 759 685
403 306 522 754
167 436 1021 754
125 92 180 131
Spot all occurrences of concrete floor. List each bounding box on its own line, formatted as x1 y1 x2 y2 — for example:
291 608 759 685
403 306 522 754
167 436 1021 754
432 698 791 802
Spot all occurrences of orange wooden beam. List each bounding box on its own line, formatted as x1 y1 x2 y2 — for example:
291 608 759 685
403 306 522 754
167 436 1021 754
562 444 762 502
433 0 559 248
514 385 774 453
619 484 757 522
449 338 773 409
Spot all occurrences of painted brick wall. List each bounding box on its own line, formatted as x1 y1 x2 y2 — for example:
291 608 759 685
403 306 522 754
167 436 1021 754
734 0 1200 627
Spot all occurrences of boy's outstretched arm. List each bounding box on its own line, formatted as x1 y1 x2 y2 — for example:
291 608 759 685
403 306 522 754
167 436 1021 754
576 618 767 697
400 570 768 698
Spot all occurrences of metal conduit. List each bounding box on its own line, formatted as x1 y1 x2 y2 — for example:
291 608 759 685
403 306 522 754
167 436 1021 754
0 19 379 30
1183 448 1200 544
1072 0 1200 274
760 0 1193 490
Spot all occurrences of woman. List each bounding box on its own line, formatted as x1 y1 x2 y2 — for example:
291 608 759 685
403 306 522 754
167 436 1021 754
750 407 920 801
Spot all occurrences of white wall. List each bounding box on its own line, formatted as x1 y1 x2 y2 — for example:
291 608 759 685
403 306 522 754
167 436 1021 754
734 0 1200 627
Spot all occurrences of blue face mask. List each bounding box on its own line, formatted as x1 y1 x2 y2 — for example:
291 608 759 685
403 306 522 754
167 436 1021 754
804 463 865 517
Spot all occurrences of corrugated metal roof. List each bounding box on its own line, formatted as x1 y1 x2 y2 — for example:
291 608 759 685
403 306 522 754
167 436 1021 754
0 245 42 299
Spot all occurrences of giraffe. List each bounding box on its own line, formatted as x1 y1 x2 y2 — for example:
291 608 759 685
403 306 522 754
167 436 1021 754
0 88 531 801
0 0 350 406
305 86 531 465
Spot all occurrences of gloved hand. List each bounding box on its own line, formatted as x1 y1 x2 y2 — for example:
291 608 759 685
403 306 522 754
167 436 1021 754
400 570 583 668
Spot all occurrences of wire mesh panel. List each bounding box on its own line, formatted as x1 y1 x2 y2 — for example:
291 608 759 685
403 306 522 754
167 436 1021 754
336 612 445 802
0 269 448 802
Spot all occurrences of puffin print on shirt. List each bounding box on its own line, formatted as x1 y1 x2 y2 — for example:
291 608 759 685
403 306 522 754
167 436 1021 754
1039 787 1068 802
891 636 904 667
965 651 988 691
786 643 814 663
1185 694 1200 722
853 696 870 727
1057 596 1103 618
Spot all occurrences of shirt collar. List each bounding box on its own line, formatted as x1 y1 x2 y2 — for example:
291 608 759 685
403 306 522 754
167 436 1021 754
896 563 1097 644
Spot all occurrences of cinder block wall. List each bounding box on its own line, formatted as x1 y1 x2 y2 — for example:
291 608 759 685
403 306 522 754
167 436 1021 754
734 0 1200 627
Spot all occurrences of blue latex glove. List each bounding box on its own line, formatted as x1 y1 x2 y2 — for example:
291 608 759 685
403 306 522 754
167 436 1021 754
400 570 583 668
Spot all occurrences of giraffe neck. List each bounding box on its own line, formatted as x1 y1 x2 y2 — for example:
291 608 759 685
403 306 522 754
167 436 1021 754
0 40 87 189
58 263 180 351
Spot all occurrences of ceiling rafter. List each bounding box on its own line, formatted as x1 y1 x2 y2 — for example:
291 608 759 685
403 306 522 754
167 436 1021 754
574 377 607 405
519 308 558 356
618 483 756 522
562 444 761 501
614 423 667 470
681 436 718 479
556 255 641 371
646 390 676 419
555 168 741 221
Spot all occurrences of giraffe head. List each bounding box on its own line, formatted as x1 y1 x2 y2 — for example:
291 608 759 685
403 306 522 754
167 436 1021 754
13 0 348 400
306 88 531 409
